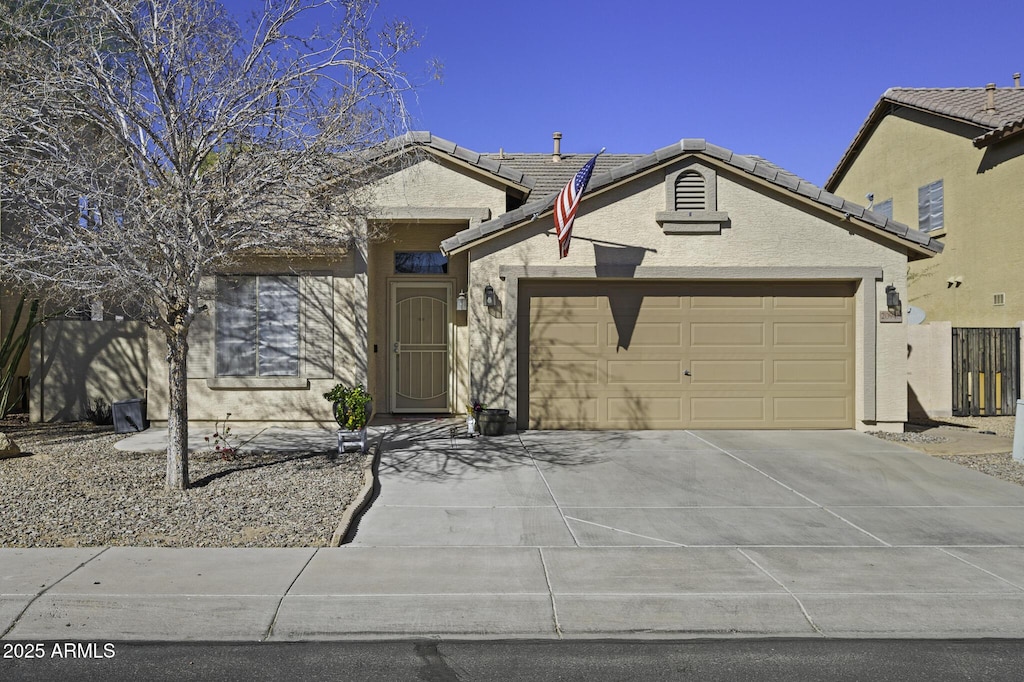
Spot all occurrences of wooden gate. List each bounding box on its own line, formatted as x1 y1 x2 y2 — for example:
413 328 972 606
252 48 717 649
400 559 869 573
952 327 1020 416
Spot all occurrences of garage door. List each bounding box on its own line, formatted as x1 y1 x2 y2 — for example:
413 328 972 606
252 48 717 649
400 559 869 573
520 280 855 429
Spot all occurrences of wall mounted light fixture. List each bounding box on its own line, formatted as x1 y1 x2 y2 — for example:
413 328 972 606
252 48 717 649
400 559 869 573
483 284 496 308
885 284 902 315
456 290 467 311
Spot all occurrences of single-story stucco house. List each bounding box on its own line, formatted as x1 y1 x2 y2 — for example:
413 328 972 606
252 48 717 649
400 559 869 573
143 132 942 432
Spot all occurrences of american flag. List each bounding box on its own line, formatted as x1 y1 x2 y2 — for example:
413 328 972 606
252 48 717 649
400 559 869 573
555 151 601 259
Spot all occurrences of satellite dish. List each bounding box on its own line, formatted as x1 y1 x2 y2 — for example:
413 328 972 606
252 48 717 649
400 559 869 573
906 306 926 325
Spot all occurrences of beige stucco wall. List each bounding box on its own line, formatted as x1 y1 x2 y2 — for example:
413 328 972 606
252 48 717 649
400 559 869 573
907 321 953 419
832 111 1024 327
147 253 363 427
30 320 148 422
467 159 915 430
364 155 507 219
148 156 505 426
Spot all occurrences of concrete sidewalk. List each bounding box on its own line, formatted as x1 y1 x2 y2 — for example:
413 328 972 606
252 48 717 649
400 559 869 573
5 423 1024 641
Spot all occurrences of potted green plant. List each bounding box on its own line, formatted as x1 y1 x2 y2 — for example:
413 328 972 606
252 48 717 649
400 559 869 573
323 383 372 452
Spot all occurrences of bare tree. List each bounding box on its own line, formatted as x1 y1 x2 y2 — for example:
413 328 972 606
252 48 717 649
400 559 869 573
0 0 425 488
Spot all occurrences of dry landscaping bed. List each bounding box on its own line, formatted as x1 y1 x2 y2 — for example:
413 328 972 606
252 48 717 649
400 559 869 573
0 417 369 548
873 415 1024 487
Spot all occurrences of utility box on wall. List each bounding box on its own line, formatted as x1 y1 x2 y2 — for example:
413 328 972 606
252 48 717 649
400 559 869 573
112 398 148 433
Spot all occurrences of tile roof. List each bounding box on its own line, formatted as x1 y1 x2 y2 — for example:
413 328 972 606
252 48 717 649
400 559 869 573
885 87 1024 132
373 131 536 190
438 139 942 257
826 86 1024 189
482 153 646 196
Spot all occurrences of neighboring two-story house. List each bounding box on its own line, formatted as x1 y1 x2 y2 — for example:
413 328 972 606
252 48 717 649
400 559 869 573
827 82 1024 416
827 81 1024 327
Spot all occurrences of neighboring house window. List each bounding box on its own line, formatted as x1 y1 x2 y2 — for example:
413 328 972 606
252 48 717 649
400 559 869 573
215 275 299 377
395 251 448 274
918 180 944 232
674 170 706 210
875 198 893 219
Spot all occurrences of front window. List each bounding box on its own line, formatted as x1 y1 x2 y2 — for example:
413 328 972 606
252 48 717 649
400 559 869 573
215 275 300 376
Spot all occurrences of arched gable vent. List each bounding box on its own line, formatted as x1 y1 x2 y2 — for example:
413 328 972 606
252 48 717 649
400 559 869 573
658 162 729 234
674 170 706 210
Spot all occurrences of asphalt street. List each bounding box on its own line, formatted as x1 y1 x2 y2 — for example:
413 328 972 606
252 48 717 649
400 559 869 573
4 639 1024 681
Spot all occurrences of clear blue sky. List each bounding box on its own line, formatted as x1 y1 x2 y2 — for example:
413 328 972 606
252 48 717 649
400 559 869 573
227 0 1022 185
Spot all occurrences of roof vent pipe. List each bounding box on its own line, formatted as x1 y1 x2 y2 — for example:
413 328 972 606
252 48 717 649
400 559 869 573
1015 73 1021 88
986 82 997 112
552 132 562 162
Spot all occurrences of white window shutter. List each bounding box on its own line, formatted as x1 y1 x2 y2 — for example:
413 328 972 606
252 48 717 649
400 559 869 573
303 275 334 379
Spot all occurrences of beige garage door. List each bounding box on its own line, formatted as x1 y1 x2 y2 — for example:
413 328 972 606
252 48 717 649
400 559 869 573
521 281 856 429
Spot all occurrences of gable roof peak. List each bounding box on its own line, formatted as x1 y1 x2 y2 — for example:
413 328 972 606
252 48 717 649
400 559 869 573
440 138 941 258
827 85 1024 189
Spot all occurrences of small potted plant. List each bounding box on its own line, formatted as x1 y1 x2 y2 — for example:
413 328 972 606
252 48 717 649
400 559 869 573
323 383 373 452
466 401 485 436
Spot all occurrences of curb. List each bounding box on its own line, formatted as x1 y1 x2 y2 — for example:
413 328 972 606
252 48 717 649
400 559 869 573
330 436 382 547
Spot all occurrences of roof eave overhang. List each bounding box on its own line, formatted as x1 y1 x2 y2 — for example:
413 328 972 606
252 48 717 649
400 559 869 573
974 122 1024 148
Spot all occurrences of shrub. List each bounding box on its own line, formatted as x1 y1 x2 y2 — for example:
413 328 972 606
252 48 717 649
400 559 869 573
84 398 113 425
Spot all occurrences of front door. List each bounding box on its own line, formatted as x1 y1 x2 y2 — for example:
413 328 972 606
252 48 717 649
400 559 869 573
390 282 452 413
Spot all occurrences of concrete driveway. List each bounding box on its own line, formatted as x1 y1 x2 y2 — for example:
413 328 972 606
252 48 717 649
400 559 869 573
338 422 1024 638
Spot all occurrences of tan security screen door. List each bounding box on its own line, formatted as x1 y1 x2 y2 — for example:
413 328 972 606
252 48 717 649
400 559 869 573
390 282 452 412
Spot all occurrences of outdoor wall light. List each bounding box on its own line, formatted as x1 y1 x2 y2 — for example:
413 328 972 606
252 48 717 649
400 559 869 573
483 284 497 308
885 284 902 315
456 290 467 311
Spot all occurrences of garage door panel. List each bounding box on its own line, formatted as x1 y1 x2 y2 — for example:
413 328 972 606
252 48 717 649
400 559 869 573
531 322 600 349
607 359 683 384
690 396 766 424
524 281 854 430
689 296 766 310
606 397 684 426
691 323 766 348
774 359 850 385
773 295 853 311
774 322 850 347
533 296 601 313
531 397 599 428
609 322 682 347
690 359 766 385
532 361 599 385
774 397 851 423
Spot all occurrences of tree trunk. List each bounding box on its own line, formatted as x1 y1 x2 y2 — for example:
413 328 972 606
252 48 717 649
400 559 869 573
166 329 190 489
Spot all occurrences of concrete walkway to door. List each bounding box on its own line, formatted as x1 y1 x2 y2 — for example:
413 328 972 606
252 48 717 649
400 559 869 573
343 422 1024 638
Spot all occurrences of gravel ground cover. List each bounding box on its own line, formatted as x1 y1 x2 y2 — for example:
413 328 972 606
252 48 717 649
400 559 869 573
873 415 1024 488
0 417 369 548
